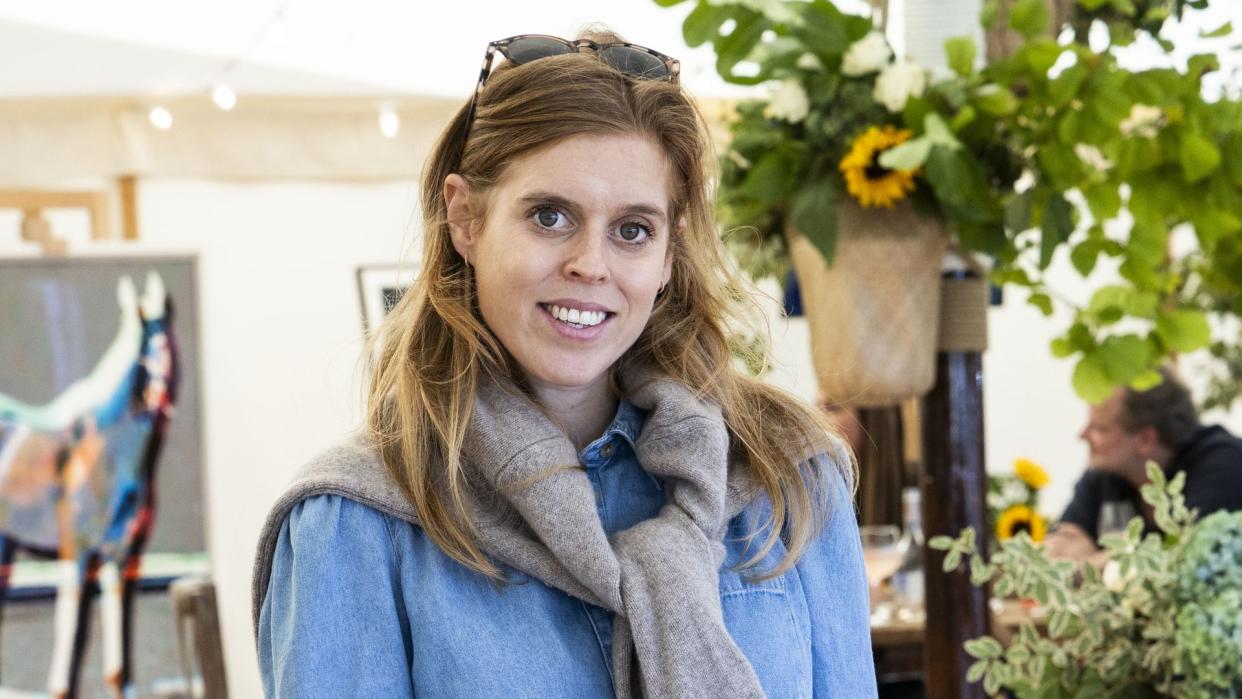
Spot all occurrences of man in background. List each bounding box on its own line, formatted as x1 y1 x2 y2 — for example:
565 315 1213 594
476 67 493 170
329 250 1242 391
1045 367 1242 561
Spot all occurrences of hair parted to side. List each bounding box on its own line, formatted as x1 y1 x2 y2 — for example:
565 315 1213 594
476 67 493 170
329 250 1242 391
1119 366 1202 452
367 27 855 581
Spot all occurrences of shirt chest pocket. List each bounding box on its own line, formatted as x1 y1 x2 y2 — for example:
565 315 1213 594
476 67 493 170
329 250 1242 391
716 516 813 695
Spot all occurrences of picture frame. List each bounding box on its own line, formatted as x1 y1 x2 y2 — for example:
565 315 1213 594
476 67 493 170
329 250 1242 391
356 264 418 334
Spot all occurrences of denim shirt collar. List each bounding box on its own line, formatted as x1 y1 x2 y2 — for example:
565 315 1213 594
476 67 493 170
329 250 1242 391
578 398 644 470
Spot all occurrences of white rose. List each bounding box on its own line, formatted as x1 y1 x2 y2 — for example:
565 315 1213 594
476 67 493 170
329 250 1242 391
796 52 823 70
763 79 810 123
842 31 892 76
874 61 926 112
1120 103 1162 138
1074 143 1113 171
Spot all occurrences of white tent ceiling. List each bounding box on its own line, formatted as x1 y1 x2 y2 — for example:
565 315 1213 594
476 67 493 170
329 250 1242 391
0 0 756 99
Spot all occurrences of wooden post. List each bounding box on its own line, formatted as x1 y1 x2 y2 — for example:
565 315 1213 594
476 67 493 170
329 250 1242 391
921 270 992 697
118 175 139 240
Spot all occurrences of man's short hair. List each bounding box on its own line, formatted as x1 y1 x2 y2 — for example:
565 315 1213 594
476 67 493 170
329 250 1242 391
1119 367 1202 451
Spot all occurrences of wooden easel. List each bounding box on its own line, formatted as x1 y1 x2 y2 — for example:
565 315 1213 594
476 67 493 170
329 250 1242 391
0 175 140 254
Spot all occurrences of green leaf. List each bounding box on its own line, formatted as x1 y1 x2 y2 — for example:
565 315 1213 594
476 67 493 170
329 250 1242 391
1021 39 1062 74
653 0 689 6
1129 369 1162 391
1029 292 1053 316
944 549 962 572
980 0 1001 29
878 136 931 170
965 637 1004 660
790 180 839 263
1188 52 1221 77
970 555 994 584
1009 0 1049 39
1155 309 1211 352
1070 238 1101 276
791 0 850 59
967 659 989 684
924 112 962 149
1082 183 1122 222
1039 194 1074 269
929 535 955 550
1049 63 1087 106
1050 336 1074 358
974 85 1019 116
715 10 770 76
1201 21 1232 38
738 149 798 202
1006 190 1033 233
1179 132 1222 183
683 2 731 47
945 36 977 77
1095 335 1152 383
1073 353 1114 404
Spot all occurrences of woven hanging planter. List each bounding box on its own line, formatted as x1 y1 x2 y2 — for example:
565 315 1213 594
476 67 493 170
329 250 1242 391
786 196 948 408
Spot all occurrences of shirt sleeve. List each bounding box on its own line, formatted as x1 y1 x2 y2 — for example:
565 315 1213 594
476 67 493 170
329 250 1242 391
258 494 415 698
796 454 879 698
1181 443 1242 518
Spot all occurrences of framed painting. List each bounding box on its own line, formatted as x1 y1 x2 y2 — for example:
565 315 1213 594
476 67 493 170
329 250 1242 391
0 254 206 697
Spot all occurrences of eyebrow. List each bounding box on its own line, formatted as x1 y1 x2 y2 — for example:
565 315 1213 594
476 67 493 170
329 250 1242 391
518 192 668 222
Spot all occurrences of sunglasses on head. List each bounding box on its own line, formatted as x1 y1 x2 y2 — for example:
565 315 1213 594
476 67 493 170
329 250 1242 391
464 34 680 135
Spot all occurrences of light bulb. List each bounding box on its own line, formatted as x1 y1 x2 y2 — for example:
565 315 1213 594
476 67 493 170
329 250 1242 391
378 104 400 139
149 106 173 130
212 85 237 111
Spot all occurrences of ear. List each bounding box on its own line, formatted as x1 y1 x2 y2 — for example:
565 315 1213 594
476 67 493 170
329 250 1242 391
444 174 476 263
1135 425 1161 456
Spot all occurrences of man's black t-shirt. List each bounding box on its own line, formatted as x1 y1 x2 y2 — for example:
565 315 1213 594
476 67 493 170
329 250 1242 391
1058 425 1242 543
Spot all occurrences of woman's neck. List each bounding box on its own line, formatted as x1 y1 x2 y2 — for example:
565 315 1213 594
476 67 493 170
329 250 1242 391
527 376 618 451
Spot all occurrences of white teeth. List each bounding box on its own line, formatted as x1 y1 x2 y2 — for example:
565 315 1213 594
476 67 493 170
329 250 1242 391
546 304 606 327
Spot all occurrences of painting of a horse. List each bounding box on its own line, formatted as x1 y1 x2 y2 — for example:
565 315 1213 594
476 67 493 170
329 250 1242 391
0 271 177 699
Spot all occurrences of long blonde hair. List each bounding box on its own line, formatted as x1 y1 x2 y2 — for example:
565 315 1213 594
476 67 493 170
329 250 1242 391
368 30 854 579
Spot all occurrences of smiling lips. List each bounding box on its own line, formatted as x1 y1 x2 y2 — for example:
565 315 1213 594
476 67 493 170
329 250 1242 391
542 303 611 329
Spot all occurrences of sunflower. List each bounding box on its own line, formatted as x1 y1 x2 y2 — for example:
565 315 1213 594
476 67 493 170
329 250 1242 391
996 505 1047 542
1014 458 1050 490
839 125 917 208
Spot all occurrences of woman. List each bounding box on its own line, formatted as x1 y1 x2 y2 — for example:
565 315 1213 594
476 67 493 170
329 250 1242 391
253 30 876 698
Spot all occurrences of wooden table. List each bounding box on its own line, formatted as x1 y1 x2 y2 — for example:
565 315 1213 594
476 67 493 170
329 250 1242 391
871 599 1038 684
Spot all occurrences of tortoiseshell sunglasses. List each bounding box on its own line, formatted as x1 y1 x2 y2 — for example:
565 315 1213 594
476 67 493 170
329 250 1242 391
464 34 681 132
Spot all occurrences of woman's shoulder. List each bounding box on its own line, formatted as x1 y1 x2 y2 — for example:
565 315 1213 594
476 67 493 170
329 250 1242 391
251 433 422 636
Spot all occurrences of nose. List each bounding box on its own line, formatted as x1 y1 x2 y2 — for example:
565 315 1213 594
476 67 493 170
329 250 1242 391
562 229 609 283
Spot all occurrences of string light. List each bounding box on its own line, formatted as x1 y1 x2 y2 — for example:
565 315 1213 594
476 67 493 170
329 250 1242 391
205 0 293 113
378 103 400 138
212 85 237 111
149 106 173 130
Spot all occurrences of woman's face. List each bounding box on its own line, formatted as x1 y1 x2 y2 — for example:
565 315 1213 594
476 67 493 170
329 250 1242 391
447 133 676 396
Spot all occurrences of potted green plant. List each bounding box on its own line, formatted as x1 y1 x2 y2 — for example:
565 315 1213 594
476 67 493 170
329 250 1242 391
656 0 1242 406
932 462 1242 697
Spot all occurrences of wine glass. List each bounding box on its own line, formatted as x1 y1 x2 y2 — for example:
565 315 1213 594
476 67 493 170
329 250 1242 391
860 525 901 623
860 525 902 586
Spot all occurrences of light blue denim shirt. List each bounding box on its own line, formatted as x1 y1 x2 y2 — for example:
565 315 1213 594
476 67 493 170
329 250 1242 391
258 400 877 697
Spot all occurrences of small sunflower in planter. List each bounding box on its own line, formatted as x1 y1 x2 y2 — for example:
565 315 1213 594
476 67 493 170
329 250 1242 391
839 125 918 209
995 504 1048 543
987 458 1050 545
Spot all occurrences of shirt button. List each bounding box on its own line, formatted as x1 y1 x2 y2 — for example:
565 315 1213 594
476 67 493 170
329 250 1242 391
600 443 615 458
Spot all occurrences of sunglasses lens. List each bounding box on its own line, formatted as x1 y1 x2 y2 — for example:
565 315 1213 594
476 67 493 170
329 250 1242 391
505 37 575 65
600 46 671 80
